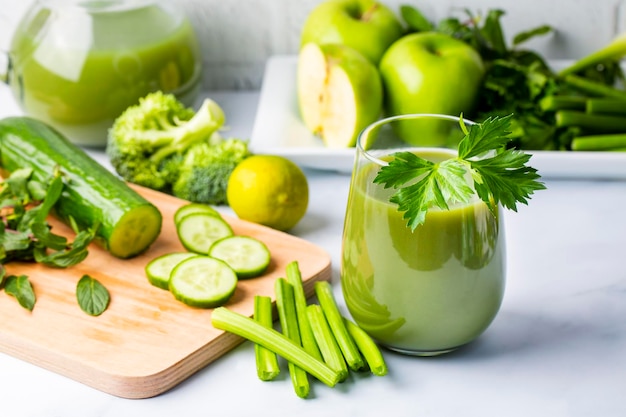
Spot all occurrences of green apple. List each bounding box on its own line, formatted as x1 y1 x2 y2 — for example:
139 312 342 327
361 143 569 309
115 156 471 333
379 32 485 146
297 42 382 148
300 0 404 64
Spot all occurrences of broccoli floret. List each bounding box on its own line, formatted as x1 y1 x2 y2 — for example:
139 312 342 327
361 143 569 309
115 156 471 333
106 91 225 190
172 136 250 204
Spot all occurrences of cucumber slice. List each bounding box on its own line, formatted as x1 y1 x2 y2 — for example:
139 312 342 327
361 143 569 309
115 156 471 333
174 203 220 225
145 252 197 290
176 212 233 254
169 256 238 308
209 236 271 279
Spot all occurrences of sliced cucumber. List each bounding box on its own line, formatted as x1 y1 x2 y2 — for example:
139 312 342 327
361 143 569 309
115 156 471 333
176 212 233 254
169 255 238 308
209 236 271 279
145 252 198 290
174 203 220 225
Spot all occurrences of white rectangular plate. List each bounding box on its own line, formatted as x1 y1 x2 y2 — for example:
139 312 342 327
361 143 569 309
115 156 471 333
250 55 626 179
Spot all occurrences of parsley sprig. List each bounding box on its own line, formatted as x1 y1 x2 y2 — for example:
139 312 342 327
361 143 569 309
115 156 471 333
374 115 546 231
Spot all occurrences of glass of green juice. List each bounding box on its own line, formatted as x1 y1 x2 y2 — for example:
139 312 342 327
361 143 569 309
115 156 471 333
1 0 202 146
341 114 506 356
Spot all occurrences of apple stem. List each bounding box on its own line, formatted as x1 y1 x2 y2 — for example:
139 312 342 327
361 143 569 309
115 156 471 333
360 4 379 22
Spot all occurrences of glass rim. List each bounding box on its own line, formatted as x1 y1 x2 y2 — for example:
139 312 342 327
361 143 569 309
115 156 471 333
356 113 476 166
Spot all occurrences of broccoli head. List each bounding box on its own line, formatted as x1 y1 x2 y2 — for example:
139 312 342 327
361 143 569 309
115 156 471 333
172 137 250 205
106 91 225 190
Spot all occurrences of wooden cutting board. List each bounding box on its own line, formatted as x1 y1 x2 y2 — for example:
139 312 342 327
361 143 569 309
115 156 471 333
0 185 331 399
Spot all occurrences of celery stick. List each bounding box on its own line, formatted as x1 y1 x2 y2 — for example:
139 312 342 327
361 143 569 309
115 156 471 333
211 307 341 387
563 75 626 101
559 33 626 76
586 98 626 115
254 295 280 381
571 133 626 151
315 281 365 371
275 278 310 398
555 110 626 133
286 261 323 361
344 318 388 377
539 95 587 111
306 304 348 382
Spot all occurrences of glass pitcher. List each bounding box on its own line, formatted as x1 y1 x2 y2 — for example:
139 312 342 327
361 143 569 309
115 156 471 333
1 0 202 146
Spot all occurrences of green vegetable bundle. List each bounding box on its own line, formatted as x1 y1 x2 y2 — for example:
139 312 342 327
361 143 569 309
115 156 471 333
212 261 387 399
401 5 626 152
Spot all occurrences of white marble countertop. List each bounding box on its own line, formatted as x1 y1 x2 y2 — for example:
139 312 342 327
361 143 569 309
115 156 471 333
1 84 625 417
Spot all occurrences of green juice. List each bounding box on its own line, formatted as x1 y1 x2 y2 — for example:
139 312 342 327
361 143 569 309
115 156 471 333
8 2 201 145
341 149 506 355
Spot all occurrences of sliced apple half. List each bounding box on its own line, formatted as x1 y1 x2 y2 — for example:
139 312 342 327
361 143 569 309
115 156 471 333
297 42 382 148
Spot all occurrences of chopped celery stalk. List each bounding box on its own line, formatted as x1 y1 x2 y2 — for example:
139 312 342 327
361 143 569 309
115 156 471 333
286 261 323 361
563 75 626 101
344 318 388 377
586 98 626 115
211 307 341 388
275 278 310 398
538 95 587 112
306 304 348 382
254 295 280 381
571 134 626 151
559 33 626 76
314 281 365 371
555 110 626 133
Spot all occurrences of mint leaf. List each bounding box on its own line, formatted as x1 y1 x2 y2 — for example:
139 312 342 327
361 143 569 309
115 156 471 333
374 114 545 230
4 274 36 311
0 265 6 288
76 275 110 316
33 225 97 268
1 169 94 268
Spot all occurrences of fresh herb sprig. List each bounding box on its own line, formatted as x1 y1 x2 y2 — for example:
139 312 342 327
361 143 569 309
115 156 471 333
76 275 110 316
374 115 546 231
0 168 98 267
0 168 102 312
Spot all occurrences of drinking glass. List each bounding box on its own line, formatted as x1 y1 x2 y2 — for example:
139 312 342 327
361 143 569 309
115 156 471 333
1 0 202 146
341 114 506 356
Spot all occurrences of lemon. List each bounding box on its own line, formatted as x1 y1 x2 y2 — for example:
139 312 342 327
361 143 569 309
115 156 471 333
227 155 309 231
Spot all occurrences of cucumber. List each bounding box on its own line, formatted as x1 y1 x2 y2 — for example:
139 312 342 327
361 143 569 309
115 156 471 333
208 236 271 279
174 203 219 225
176 212 233 254
0 117 162 258
145 252 197 289
169 255 238 308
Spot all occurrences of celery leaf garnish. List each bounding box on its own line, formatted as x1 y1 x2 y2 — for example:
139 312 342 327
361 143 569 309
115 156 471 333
374 115 546 231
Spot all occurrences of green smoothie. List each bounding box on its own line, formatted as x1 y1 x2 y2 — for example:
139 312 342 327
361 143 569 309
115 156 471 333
341 149 506 355
8 1 201 145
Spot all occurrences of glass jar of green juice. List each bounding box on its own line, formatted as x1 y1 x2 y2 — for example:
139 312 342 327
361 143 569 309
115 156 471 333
1 0 202 146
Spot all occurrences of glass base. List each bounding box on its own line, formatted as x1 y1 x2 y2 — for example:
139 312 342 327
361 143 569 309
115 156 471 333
383 344 462 357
